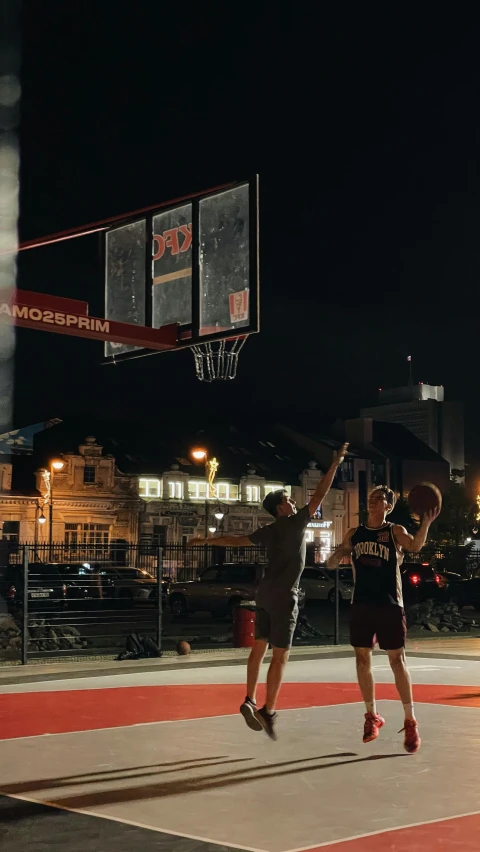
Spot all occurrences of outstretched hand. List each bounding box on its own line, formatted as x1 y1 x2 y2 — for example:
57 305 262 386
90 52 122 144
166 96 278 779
334 443 349 466
423 506 441 524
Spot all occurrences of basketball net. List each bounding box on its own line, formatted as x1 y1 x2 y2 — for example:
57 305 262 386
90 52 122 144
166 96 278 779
191 336 247 382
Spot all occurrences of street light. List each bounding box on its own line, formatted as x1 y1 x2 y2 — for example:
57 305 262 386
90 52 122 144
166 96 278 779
48 458 65 553
37 511 46 525
214 510 224 521
190 447 219 538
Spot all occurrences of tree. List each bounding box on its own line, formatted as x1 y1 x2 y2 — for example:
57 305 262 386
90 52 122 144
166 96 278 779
428 481 476 548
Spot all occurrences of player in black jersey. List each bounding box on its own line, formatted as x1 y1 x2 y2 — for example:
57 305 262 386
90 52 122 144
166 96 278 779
327 485 439 753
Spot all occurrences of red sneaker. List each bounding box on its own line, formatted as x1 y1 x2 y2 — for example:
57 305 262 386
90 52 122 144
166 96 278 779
401 719 421 753
363 712 385 743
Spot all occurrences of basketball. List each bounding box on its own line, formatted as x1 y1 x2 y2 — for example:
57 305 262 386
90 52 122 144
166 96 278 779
408 482 442 517
176 640 191 656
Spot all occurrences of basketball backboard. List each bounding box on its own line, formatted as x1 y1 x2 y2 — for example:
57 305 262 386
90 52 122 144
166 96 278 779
103 177 259 361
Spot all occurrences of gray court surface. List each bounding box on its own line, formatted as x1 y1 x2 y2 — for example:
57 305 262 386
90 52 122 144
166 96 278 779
1 699 479 851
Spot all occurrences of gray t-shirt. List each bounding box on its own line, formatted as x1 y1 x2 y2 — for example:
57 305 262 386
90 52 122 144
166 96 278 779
249 505 312 606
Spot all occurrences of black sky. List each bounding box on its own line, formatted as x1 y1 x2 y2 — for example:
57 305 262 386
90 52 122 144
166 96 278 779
15 5 480 454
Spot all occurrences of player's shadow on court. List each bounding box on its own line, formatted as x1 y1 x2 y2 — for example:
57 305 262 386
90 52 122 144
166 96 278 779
0 756 254 796
45 753 407 810
444 692 480 700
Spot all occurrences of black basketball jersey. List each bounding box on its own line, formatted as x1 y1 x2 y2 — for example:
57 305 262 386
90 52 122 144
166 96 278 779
350 523 403 607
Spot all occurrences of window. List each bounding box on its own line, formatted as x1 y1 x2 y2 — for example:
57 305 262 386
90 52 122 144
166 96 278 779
219 565 256 584
264 484 292 497
65 523 110 546
2 520 19 542
371 461 386 486
150 524 167 548
200 568 219 582
168 481 183 499
305 530 315 542
139 478 162 498
188 480 207 499
83 465 96 484
341 457 354 483
307 489 322 519
246 485 260 502
216 482 239 500
303 567 322 579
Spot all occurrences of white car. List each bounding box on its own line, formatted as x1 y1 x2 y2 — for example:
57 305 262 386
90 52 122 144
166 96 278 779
301 566 354 604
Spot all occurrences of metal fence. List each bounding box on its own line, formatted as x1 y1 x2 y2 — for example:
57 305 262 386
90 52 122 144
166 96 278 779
1 541 269 581
1 541 479 664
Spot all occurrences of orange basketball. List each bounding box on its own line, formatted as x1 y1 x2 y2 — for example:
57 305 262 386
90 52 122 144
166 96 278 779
408 482 442 517
176 640 191 656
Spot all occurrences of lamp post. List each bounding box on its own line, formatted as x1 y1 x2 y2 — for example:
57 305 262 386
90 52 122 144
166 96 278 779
48 459 65 555
191 448 220 538
35 505 46 553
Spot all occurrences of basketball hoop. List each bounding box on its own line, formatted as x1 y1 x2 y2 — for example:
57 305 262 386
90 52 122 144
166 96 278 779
191 336 247 381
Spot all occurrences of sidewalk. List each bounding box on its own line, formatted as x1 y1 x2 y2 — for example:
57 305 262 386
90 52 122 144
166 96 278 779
1 636 480 686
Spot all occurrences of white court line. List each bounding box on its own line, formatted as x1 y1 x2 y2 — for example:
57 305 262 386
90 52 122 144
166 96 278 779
0 791 268 852
0 702 365 742
3 698 480 744
283 807 480 851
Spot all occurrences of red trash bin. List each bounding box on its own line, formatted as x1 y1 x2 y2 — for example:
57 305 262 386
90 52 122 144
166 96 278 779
233 601 256 648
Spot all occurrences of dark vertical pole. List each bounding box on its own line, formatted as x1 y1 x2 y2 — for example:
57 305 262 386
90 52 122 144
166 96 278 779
156 547 163 652
191 197 200 340
22 545 29 665
204 461 209 569
333 568 340 646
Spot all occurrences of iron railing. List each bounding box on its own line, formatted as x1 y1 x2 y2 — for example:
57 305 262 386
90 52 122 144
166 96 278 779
1 542 479 664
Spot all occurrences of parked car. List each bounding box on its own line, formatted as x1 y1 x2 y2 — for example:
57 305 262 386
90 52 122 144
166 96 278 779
443 575 480 610
168 562 306 619
1 562 68 612
401 561 444 603
78 564 158 603
301 566 354 604
49 563 162 605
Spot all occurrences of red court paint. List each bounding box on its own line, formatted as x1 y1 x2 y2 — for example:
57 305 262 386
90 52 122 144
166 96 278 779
299 810 480 850
1 682 479 740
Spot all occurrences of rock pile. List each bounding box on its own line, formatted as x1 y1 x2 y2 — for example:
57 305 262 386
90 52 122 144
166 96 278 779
28 619 88 652
0 615 22 653
407 600 472 633
0 614 89 655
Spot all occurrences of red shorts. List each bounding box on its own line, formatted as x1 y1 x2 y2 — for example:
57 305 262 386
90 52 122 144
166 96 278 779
349 602 406 651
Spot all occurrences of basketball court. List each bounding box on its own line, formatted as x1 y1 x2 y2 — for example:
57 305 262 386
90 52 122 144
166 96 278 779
1 653 480 851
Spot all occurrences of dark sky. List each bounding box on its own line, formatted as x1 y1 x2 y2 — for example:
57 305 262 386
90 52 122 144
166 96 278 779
15 5 480 454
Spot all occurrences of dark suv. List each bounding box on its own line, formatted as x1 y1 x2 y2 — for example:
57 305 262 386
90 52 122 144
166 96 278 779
169 562 306 619
401 562 443 603
1 563 68 612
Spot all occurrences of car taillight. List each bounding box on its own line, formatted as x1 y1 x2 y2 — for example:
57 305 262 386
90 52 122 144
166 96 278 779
410 574 420 585
7 584 16 599
421 562 429 567
62 584 67 596
434 575 441 585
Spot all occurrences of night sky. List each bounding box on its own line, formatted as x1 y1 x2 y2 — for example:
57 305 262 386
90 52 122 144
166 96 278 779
15 6 480 459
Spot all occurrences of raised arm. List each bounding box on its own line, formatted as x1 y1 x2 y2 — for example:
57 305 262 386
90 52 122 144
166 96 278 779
308 443 349 518
393 508 440 553
326 527 355 568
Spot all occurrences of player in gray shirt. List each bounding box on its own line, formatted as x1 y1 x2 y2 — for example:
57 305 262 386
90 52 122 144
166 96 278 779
193 443 348 739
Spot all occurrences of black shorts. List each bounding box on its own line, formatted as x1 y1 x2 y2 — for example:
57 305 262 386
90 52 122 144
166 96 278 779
349 602 406 651
255 599 299 649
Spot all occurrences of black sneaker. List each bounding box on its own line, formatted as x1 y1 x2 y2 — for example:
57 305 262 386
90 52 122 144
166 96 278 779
240 698 262 731
255 706 278 740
